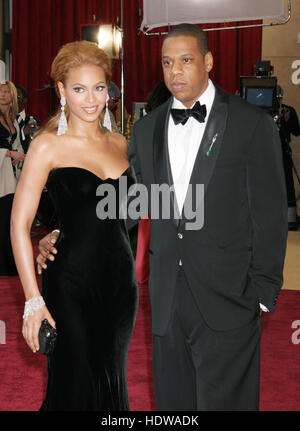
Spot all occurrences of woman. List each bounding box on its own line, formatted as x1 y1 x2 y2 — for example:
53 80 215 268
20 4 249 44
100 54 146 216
0 80 24 275
11 41 138 411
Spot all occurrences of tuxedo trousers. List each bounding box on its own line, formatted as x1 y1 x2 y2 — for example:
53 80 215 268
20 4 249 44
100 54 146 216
152 267 262 411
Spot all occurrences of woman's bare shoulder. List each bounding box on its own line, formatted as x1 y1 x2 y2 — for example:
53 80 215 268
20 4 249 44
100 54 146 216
26 132 61 163
108 131 128 154
30 132 57 149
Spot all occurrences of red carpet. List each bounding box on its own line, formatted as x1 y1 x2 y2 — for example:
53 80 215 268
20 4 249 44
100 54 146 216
260 288 300 411
0 228 299 411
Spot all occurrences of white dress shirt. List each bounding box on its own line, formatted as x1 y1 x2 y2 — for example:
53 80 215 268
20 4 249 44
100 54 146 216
168 79 215 214
17 109 26 141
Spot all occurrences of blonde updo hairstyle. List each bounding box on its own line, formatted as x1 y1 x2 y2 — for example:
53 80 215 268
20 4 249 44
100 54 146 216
0 80 19 122
40 40 111 134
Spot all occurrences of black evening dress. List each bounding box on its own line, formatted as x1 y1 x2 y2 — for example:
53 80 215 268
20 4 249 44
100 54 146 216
40 165 138 411
0 122 18 276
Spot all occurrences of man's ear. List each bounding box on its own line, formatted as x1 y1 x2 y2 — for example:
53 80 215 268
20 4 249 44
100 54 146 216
204 52 213 73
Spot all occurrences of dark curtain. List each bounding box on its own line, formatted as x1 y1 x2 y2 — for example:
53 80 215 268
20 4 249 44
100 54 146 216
12 0 261 124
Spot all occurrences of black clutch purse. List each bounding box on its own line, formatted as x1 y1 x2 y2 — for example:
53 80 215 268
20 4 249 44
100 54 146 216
38 319 57 355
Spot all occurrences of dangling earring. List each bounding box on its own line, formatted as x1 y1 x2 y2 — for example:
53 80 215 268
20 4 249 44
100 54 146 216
57 97 68 136
103 93 112 132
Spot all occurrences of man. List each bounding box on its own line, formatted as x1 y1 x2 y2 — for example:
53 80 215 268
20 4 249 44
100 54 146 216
276 85 300 230
108 81 129 127
107 81 120 112
37 24 287 410
16 86 40 153
104 81 129 134
105 81 121 133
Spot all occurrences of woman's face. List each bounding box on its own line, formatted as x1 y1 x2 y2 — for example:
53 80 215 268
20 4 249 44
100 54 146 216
59 64 108 124
0 85 12 107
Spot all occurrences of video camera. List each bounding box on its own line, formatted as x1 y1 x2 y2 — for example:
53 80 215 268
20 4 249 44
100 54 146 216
240 61 279 120
241 61 300 216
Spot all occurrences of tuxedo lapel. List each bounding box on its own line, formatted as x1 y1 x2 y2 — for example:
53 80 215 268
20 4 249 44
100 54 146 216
153 100 170 186
153 99 180 225
182 85 229 221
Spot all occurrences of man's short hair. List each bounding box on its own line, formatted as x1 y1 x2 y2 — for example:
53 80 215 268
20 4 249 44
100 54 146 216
16 85 28 99
163 23 210 56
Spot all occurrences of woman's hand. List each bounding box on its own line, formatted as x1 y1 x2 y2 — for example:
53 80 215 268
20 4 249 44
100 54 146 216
10 151 25 162
22 305 56 353
37 231 59 275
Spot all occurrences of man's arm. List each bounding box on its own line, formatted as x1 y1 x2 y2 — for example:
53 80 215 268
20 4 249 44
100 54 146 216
247 113 288 312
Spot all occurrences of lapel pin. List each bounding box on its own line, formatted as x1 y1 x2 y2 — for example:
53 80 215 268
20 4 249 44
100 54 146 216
206 133 218 157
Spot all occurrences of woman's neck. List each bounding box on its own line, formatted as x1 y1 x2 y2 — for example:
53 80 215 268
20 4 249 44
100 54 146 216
67 116 103 139
0 105 10 118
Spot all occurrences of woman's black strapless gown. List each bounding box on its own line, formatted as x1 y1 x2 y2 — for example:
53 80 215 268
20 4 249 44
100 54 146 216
40 166 138 411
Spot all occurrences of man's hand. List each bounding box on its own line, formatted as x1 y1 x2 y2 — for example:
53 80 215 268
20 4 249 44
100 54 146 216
23 124 32 136
10 151 25 162
36 231 59 275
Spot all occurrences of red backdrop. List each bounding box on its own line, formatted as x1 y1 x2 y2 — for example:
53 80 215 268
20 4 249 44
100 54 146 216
12 0 262 124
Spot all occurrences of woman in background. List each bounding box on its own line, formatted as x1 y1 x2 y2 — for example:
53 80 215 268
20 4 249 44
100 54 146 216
11 41 138 411
0 80 24 275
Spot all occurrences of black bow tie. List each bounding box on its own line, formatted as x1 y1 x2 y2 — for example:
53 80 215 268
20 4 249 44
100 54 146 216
170 101 207 126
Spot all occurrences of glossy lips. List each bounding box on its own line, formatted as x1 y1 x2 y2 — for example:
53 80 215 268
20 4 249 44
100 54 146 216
82 106 99 114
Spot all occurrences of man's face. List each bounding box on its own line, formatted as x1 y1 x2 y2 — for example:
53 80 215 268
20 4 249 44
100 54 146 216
162 35 213 108
108 96 120 111
17 88 26 112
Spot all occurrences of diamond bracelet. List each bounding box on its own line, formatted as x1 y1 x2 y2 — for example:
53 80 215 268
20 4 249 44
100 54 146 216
23 296 45 321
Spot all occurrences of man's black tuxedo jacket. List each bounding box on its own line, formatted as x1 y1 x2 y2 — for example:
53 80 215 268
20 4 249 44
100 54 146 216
128 85 287 336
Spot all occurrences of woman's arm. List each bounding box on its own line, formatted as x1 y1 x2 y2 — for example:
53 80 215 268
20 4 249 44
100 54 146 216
11 135 56 353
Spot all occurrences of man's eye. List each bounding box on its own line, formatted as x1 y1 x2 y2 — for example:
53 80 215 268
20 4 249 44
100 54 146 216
183 58 191 63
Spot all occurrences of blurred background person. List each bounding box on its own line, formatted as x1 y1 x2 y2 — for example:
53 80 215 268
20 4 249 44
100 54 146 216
0 80 25 275
16 85 40 154
277 85 300 230
104 81 121 133
108 81 129 130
